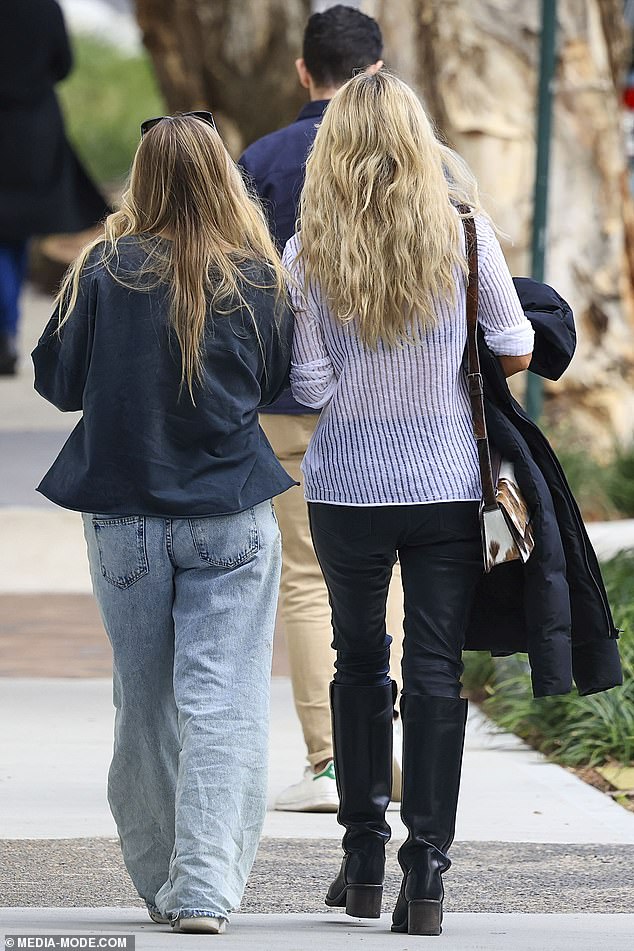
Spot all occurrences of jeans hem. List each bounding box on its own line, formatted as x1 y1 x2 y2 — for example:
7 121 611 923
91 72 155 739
145 901 173 923
175 910 230 921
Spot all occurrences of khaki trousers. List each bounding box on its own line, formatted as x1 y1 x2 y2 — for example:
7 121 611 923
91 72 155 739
261 413 404 768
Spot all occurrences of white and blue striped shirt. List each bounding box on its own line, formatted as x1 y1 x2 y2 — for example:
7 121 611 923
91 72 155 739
283 215 534 506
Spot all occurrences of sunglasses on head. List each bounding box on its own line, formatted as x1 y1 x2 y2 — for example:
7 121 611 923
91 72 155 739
140 111 217 138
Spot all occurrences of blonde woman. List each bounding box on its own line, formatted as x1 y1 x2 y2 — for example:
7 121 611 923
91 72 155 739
33 113 294 934
284 73 534 935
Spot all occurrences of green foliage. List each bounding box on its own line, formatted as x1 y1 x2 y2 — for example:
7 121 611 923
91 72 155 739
484 674 634 767
554 444 618 522
57 36 164 186
472 552 634 767
607 447 634 517
546 423 634 522
461 650 495 701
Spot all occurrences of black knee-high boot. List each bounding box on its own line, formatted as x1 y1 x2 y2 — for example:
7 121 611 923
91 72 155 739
391 695 468 936
325 681 395 919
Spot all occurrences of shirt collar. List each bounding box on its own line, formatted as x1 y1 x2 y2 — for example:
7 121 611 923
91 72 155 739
295 99 330 122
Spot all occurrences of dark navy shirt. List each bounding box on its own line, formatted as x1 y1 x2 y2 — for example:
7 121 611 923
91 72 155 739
32 236 296 517
239 99 329 415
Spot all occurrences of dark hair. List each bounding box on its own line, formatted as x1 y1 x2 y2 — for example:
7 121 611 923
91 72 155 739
302 4 383 89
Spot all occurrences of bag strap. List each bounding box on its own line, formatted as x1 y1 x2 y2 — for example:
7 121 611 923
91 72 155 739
459 208 498 509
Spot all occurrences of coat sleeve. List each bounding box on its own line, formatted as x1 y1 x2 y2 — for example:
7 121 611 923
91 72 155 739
513 277 576 381
32 271 97 412
49 0 73 83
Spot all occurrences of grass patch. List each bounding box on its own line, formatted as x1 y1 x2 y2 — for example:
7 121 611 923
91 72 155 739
462 551 634 769
58 35 164 186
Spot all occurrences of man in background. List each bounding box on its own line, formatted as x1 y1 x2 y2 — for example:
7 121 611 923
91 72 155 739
240 5 403 813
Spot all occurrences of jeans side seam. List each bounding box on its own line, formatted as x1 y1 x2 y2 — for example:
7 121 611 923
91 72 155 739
165 519 178 568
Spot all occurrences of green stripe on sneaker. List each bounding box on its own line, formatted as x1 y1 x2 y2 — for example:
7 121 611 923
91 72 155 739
314 760 335 781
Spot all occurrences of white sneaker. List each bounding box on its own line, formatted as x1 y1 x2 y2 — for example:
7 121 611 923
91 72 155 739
274 760 339 812
176 916 227 934
146 904 170 925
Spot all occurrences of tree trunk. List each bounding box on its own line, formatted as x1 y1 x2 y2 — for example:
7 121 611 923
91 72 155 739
134 0 309 157
368 0 634 451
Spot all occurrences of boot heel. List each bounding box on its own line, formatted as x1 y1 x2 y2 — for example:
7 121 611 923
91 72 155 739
408 899 442 935
345 885 383 918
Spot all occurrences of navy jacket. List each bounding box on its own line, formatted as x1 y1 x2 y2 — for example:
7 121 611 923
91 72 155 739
32 237 295 516
465 277 622 698
239 99 329 415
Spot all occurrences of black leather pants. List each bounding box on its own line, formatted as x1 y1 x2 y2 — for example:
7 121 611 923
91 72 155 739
310 500 482 928
308 500 483 696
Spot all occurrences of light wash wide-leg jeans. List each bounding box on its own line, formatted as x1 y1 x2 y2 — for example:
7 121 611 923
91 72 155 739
82 501 281 924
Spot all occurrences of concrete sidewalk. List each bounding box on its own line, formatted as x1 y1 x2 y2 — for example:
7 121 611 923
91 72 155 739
3 909 634 951
1 675 633 951
2 677 633 844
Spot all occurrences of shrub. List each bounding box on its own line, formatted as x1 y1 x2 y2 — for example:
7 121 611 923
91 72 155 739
478 552 634 767
552 443 619 522
607 446 634 517
546 423 634 522
461 650 495 702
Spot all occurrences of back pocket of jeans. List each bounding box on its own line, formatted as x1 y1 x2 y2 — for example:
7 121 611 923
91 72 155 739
92 516 149 589
189 508 260 569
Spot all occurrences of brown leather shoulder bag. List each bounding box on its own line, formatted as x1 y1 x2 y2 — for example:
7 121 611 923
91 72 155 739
461 212 535 573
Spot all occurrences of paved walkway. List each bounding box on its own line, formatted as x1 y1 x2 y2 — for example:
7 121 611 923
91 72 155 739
2 682 634 946
3 910 633 951
2 677 633 845
1 287 633 949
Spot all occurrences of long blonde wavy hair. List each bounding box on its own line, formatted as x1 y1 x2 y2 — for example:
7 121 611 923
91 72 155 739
56 114 286 398
298 70 483 349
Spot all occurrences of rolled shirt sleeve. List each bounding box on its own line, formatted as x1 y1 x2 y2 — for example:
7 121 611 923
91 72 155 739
475 216 535 357
283 235 338 409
